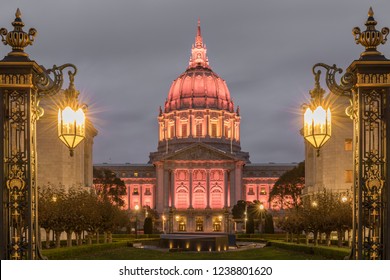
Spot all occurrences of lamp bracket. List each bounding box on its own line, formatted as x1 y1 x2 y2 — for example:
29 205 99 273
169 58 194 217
34 63 77 98
312 63 356 98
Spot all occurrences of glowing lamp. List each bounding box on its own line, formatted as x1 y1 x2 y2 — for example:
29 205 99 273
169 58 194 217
58 106 85 156
259 203 265 210
303 105 331 150
57 70 86 156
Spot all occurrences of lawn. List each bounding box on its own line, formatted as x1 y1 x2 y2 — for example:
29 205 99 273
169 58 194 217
42 240 340 260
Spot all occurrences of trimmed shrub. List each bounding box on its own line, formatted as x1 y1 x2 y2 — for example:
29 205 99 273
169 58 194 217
268 240 350 259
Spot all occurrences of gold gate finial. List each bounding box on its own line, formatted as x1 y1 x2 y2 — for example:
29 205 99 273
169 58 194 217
352 7 389 57
0 8 37 57
368 6 374 17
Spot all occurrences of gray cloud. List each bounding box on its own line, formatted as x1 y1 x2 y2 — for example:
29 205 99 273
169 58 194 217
1 0 389 164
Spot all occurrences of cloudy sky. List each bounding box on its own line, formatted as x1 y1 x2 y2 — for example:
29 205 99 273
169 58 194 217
1 0 389 164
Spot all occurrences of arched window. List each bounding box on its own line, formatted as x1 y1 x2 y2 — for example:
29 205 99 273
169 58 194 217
176 183 189 209
193 183 206 209
210 183 223 209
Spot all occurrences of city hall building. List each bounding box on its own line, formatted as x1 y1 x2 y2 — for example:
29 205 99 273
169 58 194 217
94 21 296 233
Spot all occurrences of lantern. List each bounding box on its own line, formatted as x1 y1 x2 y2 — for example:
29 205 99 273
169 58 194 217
57 71 86 156
303 105 331 150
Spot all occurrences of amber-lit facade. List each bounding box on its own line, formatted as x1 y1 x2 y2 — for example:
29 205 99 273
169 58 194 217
94 21 296 233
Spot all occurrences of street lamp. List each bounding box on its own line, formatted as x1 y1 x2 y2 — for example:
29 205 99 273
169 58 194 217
259 203 265 235
302 7 390 259
0 9 85 260
162 215 166 233
302 70 331 155
57 69 86 157
134 205 139 239
244 204 247 233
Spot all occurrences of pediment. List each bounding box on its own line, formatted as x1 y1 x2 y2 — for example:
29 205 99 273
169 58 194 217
164 143 236 161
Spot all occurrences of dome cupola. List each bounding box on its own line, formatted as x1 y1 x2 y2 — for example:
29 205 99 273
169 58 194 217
151 19 249 163
164 19 234 113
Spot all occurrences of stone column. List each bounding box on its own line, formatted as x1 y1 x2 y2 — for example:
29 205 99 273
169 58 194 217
189 112 193 138
189 169 193 209
139 184 143 207
224 210 230 233
163 168 170 209
230 168 236 205
235 162 243 202
223 170 228 208
206 170 211 209
168 207 173 233
171 170 176 209
153 184 157 210
206 112 209 137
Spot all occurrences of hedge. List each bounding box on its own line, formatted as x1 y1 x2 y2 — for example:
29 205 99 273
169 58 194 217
268 240 351 260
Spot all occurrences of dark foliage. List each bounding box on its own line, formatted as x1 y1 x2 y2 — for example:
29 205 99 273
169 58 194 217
93 167 127 207
143 217 153 234
270 161 304 209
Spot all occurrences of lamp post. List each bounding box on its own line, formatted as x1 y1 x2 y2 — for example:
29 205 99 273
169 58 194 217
244 204 247 233
302 7 390 259
259 203 265 236
0 9 85 260
134 205 139 239
57 69 86 156
162 215 166 233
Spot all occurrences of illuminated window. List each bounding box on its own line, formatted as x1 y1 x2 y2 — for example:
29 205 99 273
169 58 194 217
133 172 138 177
182 123 187 137
345 139 352 151
144 188 151 195
213 218 222 232
196 123 202 137
224 125 229 138
211 123 217 137
132 188 139 195
196 218 203 232
260 187 267 195
169 125 174 138
345 170 353 183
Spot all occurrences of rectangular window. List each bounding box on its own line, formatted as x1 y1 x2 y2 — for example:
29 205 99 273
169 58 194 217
196 123 202 137
345 139 352 151
211 123 217 137
170 125 175 138
224 126 229 138
345 170 353 183
182 123 187 137
260 187 267 195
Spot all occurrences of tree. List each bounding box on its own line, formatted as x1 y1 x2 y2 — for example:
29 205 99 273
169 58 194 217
300 189 352 246
93 167 127 207
38 185 64 248
232 200 247 220
332 194 352 247
38 185 67 248
143 217 153 234
270 161 304 209
264 213 275 234
277 207 304 243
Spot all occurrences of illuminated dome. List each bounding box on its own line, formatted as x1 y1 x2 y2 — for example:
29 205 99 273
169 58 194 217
164 20 234 113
